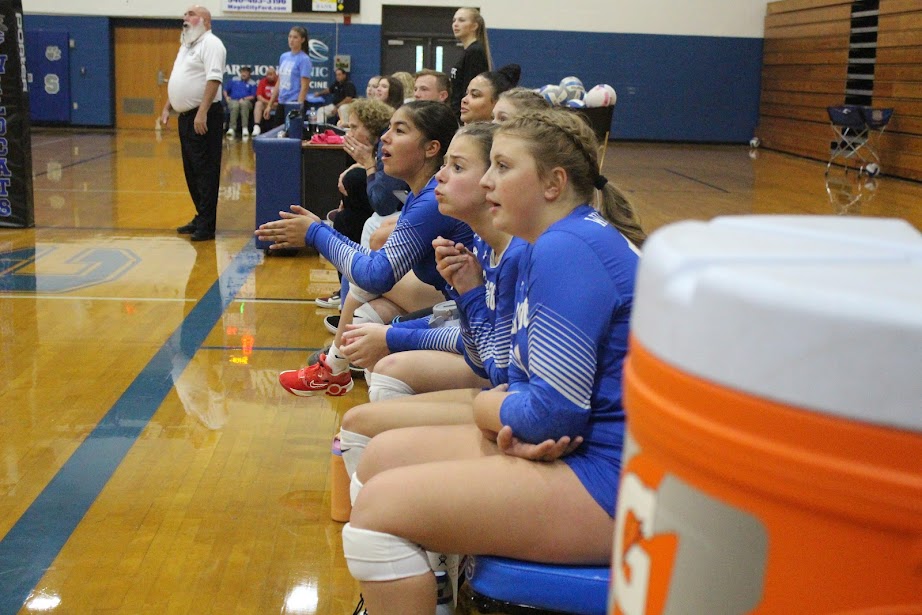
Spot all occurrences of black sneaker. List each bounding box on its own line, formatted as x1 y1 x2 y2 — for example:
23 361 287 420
324 315 340 334
176 222 196 234
190 230 216 242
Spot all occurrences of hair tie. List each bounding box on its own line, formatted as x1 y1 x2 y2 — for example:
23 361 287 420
594 175 609 190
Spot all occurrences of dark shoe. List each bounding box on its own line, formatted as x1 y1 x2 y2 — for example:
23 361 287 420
190 230 215 241
176 222 196 234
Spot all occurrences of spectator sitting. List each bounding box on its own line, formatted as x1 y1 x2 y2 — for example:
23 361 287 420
224 66 256 139
391 71 417 104
316 67 357 125
413 69 451 104
252 66 278 136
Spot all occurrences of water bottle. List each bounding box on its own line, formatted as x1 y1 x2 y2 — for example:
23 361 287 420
307 107 319 135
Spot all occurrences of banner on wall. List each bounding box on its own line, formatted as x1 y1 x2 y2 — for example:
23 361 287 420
222 0 360 13
0 0 34 229
221 30 335 92
222 0 292 13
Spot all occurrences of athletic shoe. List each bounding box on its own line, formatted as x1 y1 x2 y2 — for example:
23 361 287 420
252 125 261 137
324 314 340 334
305 346 365 377
225 128 235 138
242 128 250 140
278 354 353 397
176 222 196 234
314 292 341 309
190 230 215 242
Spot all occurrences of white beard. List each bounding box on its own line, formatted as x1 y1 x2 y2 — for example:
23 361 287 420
181 22 207 47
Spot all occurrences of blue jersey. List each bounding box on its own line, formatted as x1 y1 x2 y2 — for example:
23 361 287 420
499 205 638 516
386 318 463 355
306 176 474 297
455 234 526 386
277 51 311 103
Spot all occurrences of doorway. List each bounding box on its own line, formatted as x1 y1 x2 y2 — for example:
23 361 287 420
380 6 465 75
113 24 179 130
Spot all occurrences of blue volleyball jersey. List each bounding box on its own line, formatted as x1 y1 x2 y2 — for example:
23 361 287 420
456 234 526 386
385 319 463 354
498 204 639 516
306 177 474 297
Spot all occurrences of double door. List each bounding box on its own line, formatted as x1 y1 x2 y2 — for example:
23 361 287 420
382 36 462 75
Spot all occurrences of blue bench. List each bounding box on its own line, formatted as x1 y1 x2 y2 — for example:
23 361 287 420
462 556 610 615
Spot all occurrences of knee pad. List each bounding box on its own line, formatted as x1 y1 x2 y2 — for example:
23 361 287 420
342 524 430 582
350 472 364 506
368 373 416 402
339 428 371 478
354 301 385 325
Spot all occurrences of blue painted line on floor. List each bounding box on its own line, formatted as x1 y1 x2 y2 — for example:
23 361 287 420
0 241 262 614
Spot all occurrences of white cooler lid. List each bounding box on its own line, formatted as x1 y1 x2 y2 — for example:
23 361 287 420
632 215 922 431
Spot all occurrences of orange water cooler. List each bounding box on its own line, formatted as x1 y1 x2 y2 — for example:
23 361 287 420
611 216 922 614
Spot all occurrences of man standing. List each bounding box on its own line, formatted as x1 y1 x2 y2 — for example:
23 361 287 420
160 5 226 242
316 67 357 124
224 65 256 140
413 69 451 103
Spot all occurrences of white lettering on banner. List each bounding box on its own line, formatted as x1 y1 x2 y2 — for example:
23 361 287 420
221 0 292 13
312 0 337 11
16 13 27 92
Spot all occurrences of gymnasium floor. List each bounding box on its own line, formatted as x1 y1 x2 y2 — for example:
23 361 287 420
0 127 920 614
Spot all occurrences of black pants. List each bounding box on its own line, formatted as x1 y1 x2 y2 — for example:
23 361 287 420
178 102 224 234
332 166 374 243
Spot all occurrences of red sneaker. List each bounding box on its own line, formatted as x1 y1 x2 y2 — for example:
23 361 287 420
279 354 354 397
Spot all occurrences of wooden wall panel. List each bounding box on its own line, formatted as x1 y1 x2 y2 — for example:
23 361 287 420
766 0 851 15
758 0 922 181
875 0 922 179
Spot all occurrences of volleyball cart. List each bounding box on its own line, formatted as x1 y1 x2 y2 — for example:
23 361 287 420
826 105 893 177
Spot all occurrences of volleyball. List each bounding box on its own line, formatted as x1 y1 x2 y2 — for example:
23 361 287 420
585 84 617 107
565 98 587 108
749 137 761 148
865 162 880 177
559 76 585 101
538 84 566 105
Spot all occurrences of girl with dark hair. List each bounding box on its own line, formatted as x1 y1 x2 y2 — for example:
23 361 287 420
256 101 473 397
374 75 405 110
459 64 521 124
264 26 311 118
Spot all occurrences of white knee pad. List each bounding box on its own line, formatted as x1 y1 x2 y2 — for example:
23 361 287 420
353 301 386 325
339 428 371 478
342 524 431 582
368 373 416 402
350 472 364 506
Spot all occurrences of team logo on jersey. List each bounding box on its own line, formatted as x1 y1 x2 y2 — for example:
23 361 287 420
484 279 496 311
612 432 768 615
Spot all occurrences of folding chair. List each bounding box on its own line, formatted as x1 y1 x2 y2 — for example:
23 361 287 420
826 105 893 177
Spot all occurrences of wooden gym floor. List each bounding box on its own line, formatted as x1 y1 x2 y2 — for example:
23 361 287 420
0 127 920 614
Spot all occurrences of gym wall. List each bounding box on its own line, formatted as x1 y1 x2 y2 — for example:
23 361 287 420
23 0 769 142
755 0 922 181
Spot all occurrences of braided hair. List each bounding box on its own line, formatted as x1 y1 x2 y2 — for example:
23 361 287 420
497 108 645 248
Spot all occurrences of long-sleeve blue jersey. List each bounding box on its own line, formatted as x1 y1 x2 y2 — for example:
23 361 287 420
305 176 474 297
455 234 526 386
386 317 463 355
499 204 639 516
